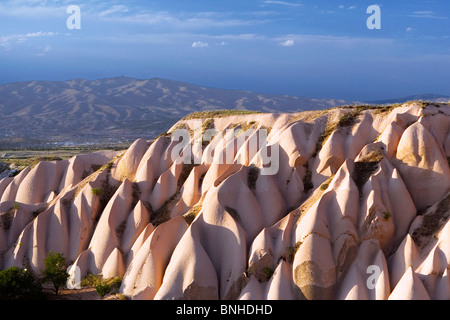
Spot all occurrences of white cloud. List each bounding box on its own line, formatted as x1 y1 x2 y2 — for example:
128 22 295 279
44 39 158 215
348 6 357 10
99 5 129 17
280 39 295 47
262 1 303 7
0 31 55 49
410 11 448 19
406 27 413 32
192 41 209 48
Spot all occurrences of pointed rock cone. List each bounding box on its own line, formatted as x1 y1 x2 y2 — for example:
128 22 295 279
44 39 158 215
336 239 390 300
388 267 430 300
102 247 125 278
292 234 336 300
238 275 264 300
387 234 420 290
120 216 187 299
153 216 219 300
266 260 294 300
135 136 172 199
112 138 149 182
394 122 450 210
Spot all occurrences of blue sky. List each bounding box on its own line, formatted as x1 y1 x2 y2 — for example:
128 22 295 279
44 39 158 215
0 0 449 101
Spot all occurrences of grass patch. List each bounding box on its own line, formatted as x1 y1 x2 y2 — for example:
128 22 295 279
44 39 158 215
263 267 274 281
284 242 301 263
91 187 103 196
320 183 329 191
183 205 202 225
182 109 263 120
81 274 122 299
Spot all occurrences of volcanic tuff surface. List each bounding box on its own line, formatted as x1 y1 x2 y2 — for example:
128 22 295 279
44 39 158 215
1 102 450 300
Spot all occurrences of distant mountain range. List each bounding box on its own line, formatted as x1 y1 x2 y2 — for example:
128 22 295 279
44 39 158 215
0 77 352 148
0 76 448 148
369 94 450 105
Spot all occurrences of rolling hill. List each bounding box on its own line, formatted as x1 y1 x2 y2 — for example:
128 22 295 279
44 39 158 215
0 77 352 148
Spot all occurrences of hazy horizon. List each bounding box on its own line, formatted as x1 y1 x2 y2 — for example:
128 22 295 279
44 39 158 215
1 0 449 101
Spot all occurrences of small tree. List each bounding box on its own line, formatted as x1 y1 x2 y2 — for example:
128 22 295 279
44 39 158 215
0 266 43 300
42 251 69 295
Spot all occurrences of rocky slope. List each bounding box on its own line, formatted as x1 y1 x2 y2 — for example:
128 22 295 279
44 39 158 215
0 101 449 300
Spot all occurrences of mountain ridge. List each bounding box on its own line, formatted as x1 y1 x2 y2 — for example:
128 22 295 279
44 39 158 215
0 76 354 148
1 76 449 149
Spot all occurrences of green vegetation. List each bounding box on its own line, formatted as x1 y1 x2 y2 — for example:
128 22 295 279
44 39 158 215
352 150 384 197
1 206 15 231
284 242 301 263
183 205 202 225
81 274 122 299
320 183 329 191
383 211 392 221
263 267 274 281
42 251 69 295
0 266 43 300
182 109 263 120
150 163 198 227
202 118 215 133
91 187 103 196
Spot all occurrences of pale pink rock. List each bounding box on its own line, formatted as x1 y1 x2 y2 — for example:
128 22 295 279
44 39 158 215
135 136 172 198
125 223 154 268
0 167 31 203
394 122 450 210
265 260 294 300
121 217 187 299
292 234 336 300
83 179 135 275
112 138 149 182
0 105 449 300
238 276 264 300
387 234 420 290
59 151 117 191
388 267 430 300
102 247 125 278
336 240 390 300
153 215 219 300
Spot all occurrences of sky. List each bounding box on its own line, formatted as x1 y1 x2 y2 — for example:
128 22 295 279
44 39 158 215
0 0 449 101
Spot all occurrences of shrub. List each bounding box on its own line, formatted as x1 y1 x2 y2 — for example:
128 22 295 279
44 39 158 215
263 267 274 281
320 183 329 191
91 187 103 196
0 266 43 300
94 277 122 299
42 251 69 295
95 283 111 299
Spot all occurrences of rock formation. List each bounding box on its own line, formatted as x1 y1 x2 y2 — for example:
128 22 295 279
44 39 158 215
0 101 449 300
